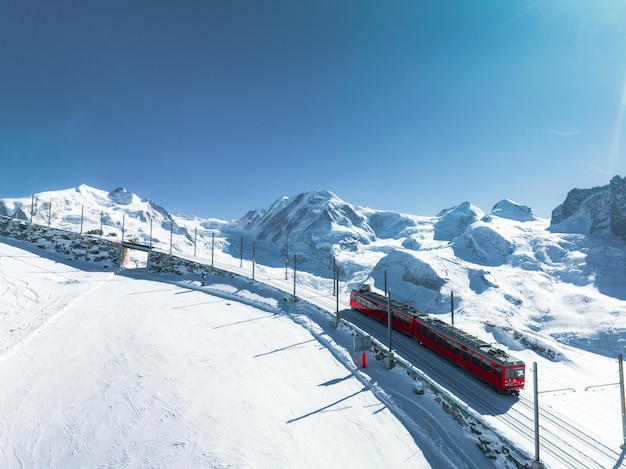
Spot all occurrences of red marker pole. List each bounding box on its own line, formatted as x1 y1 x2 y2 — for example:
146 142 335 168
361 352 366 368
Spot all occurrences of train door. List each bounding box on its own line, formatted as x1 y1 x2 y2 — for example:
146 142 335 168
460 346 471 370
493 364 504 390
480 358 496 388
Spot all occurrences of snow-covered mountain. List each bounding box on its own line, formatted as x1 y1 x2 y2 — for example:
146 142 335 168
232 190 376 269
3 178 626 359
0 185 230 252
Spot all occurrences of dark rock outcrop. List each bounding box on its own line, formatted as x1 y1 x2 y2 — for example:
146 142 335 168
550 175 626 240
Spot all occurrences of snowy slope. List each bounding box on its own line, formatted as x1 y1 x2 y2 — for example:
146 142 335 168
0 240 490 468
3 180 626 467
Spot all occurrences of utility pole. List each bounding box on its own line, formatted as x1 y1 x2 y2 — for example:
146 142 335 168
335 267 339 316
532 362 544 469
194 226 197 257
30 194 35 227
332 256 336 295
239 235 243 267
169 221 173 255
121 213 125 242
383 268 393 369
252 242 256 280
584 353 626 449
284 236 289 280
211 232 215 267
387 293 392 354
617 353 626 449
385 292 394 369
384 269 388 297
80 205 84 235
293 254 297 297
532 363 573 468
331 266 339 328
451 291 455 326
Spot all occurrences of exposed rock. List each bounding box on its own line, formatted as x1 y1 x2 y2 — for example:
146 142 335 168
108 187 133 205
550 175 626 240
468 269 498 294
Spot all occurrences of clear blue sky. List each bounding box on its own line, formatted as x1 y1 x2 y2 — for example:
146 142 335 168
1 1 626 220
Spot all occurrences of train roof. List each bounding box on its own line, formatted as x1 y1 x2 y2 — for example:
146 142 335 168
423 317 523 366
353 286 428 317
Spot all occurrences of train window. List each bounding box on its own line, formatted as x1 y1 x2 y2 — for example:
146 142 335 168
421 326 428 337
445 339 452 351
482 360 491 373
429 330 436 342
513 368 524 378
472 354 480 367
494 366 502 377
461 348 470 361
453 343 460 355
436 335 444 346
505 368 511 379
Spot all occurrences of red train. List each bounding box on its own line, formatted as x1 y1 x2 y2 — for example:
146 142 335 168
350 285 525 395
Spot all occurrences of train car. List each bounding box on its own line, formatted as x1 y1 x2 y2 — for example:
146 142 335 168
349 285 525 394
413 316 525 394
349 285 426 336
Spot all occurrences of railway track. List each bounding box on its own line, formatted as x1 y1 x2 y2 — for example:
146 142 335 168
340 308 622 469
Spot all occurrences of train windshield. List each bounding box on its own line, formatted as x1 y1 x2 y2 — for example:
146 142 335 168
513 368 525 378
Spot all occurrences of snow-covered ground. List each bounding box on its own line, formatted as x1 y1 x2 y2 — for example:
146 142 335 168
4 184 626 468
0 239 489 468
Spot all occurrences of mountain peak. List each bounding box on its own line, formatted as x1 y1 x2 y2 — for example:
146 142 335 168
234 190 374 266
434 201 484 241
489 199 535 222
108 187 133 205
